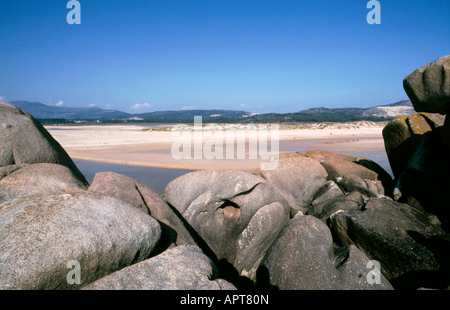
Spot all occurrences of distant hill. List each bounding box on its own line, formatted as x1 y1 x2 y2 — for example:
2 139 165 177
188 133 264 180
11 101 131 120
9 99 413 123
136 109 254 122
247 100 414 123
360 100 414 118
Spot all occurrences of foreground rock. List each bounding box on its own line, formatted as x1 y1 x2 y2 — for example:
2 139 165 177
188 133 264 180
0 101 87 185
82 245 236 290
382 112 445 177
259 155 328 215
0 191 161 290
0 163 88 203
257 215 392 290
403 55 450 114
89 172 197 251
0 163 28 181
443 115 450 152
321 160 379 182
330 198 445 288
164 170 290 280
307 191 364 224
389 125 450 230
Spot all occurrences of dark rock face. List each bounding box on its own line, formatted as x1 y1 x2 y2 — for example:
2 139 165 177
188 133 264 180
89 172 197 251
0 191 161 290
0 101 87 185
164 170 290 280
442 114 450 152
257 215 393 290
382 112 444 178
0 163 88 203
330 198 445 288
403 55 450 115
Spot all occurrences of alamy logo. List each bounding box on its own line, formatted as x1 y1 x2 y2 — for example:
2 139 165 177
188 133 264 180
67 260 81 285
170 116 279 170
366 0 381 24
67 0 81 25
366 260 381 284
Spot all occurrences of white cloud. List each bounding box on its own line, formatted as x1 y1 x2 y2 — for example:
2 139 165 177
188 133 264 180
131 102 153 110
0 95 5 101
55 100 64 107
88 104 96 107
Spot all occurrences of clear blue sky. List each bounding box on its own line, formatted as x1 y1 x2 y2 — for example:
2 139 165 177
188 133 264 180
1 0 449 113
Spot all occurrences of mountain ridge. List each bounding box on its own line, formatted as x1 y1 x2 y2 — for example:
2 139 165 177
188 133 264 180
8 99 414 123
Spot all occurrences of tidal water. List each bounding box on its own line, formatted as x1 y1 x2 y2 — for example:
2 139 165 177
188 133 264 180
73 148 393 197
73 159 194 195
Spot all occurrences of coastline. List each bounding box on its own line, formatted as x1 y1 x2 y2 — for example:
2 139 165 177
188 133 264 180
45 122 388 171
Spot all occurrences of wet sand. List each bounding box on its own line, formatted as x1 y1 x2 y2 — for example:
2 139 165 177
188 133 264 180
46 122 388 171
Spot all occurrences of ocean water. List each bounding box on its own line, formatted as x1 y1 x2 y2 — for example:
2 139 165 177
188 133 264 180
73 159 194 195
73 148 393 197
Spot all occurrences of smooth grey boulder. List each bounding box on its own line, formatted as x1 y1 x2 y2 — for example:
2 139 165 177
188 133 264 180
311 180 344 206
321 160 379 181
0 191 161 290
89 172 197 250
260 155 328 215
336 174 384 198
82 245 236 290
0 163 88 203
0 101 87 185
0 163 28 181
257 215 393 290
164 170 290 279
306 191 364 224
330 198 445 286
403 55 450 114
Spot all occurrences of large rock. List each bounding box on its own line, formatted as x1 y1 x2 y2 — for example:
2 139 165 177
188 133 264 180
0 101 87 185
392 127 450 231
0 191 161 290
311 180 344 206
82 245 236 290
286 150 393 195
0 163 88 203
259 155 328 215
382 112 445 177
89 172 197 251
320 160 379 181
164 170 290 280
296 149 355 162
336 174 384 198
443 114 450 152
306 191 364 224
403 55 450 114
353 156 393 195
257 215 393 290
0 163 28 181
330 198 445 288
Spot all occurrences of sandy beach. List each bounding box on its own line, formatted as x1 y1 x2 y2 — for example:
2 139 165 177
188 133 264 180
45 121 388 171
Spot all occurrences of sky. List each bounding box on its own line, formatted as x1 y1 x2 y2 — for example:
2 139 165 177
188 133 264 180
0 0 449 114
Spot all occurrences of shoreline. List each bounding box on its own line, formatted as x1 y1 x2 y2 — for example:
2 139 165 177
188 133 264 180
46 122 388 171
